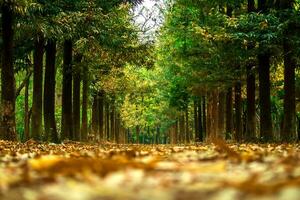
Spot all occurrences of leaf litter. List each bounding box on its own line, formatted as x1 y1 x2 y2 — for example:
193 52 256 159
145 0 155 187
1 140 300 199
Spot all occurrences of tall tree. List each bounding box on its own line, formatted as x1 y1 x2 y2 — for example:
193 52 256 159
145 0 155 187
1 1 17 141
198 99 203 142
235 81 243 141
61 39 73 140
91 95 99 139
226 88 233 138
257 0 273 141
245 0 256 141
281 0 296 141
73 54 82 141
81 64 89 141
44 40 58 143
246 63 256 140
194 100 199 141
98 91 104 141
31 34 44 141
258 52 273 141
218 92 226 137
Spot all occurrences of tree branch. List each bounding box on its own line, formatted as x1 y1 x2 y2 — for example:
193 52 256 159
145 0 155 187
15 70 32 99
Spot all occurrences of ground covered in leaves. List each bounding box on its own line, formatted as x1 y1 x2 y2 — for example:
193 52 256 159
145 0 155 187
1 140 300 200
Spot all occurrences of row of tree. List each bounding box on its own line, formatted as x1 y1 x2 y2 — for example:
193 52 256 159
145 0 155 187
0 0 144 142
157 0 300 143
2 0 299 144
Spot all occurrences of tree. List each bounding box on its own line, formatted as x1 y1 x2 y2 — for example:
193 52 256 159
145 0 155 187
73 54 82 141
1 0 17 141
61 39 73 140
281 0 297 142
31 34 44 141
257 0 273 141
245 0 256 141
44 40 58 143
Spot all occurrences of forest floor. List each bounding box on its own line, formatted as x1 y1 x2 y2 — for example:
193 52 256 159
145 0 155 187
1 140 300 200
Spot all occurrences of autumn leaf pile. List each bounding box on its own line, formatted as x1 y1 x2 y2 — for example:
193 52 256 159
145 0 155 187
1 140 300 200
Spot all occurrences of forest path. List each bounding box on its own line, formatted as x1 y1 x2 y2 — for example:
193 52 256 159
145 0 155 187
1 141 300 200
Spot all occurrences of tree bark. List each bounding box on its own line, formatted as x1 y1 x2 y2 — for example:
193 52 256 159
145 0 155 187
179 114 184 144
235 81 242 141
110 98 115 142
115 113 120 143
156 126 160 144
91 95 99 140
73 55 81 141
226 88 233 139
44 40 58 143
98 91 104 141
202 96 206 139
105 101 110 141
174 121 178 144
198 98 203 142
245 0 256 142
258 0 267 12
257 0 273 141
185 108 189 143
218 92 226 138
246 65 256 141
194 100 199 142
207 93 213 139
61 40 73 140
281 39 296 141
248 0 255 12
1 1 17 141
81 65 88 141
258 53 273 141
136 125 140 144
31 34 44 141
24 70 30 141
211 91 219 138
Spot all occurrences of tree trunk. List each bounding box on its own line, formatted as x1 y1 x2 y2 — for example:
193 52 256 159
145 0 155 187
185 108 189 143
91 95 99 140
248 0 255 12
124 128 128 144
61 40 73 140
258 53 273 141
110 99 115 142
207 93 212 139
245 0 256 141
218 92 226 138
98 91 104 141
31 34 44 141
281 39 296 141
174 121 178 144
115 113 120 143
198 98 203 142
179 114 184 144
136 125 140 144
194 100 199 142
211 91 219 138
1 2 17 141
246 65 256 141
225 88 233 139
156 127 160 144
258 0 267 12
73 55 81 141
44 40 58 143
24 70 30 141
256 0 273 141
81 65 88 141
105 101 110 141
202 96 206 139
235 82 242 141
